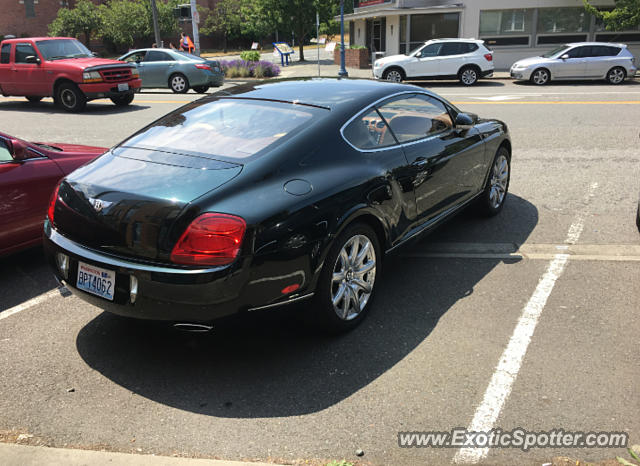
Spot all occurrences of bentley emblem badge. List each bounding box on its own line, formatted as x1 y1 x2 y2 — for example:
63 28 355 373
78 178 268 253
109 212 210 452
88 198 112 212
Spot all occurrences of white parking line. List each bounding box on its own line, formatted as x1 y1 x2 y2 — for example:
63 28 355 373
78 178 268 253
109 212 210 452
0 288 64 322
453 182 599 464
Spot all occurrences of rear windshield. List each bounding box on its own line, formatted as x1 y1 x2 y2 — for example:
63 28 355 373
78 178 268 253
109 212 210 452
121 99 326 160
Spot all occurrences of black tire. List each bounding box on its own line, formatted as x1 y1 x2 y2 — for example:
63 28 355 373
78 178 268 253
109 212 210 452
110 93 134 106
26 96 43 103
477 146 511 217
169 73 189 93
382 67 405 83
530 68 550 85
606 66 626 85
192 85 209 93
56 82 86 112
458 66 479 86
312 222 381 333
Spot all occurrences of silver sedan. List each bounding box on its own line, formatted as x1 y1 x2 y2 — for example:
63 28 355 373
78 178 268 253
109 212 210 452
510 42 637 85
118 48 224 93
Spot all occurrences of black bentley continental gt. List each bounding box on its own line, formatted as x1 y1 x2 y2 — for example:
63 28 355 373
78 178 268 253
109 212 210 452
44 79 511 332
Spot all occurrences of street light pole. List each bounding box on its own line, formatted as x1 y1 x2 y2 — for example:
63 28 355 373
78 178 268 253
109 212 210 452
189 0 201 56
150 0 162 47
338 0 348 77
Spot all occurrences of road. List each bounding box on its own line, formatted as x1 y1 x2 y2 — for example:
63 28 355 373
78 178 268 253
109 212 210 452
0 79 639 466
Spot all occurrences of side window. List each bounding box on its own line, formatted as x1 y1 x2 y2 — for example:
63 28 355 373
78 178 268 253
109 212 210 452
0 139 13 162
419 43 442 58
602 46 621 56
1 44 10 64
145 51 173 62
123 51 146 63
15 43 37 63
467 43 479 53
343 108 397 150
439 42 462 56
565 46 587 59
379 94 453 143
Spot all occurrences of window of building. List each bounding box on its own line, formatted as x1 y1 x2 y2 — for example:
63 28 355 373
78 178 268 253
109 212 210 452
400 15 407 54
480 9 533 35
538 8 589 34
25 0 35 18
0 44 10 64
408 13 459 51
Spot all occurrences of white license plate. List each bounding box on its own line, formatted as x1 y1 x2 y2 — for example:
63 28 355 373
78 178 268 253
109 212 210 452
117 83 129 92
77 262 115 301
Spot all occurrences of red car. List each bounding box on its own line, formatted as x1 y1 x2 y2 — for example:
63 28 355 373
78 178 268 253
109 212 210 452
0 132 106 256
0 37 142 112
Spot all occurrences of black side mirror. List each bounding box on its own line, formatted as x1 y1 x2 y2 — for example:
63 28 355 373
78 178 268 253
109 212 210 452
455 112 474 128
25 55 40 64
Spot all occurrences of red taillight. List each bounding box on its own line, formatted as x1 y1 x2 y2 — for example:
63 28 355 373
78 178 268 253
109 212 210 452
194 64 211 71
170 213 246 266
47 183 60 225
484 53 493 61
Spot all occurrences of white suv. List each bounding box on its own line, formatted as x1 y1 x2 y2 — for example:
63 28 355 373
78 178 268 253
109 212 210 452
373 39 494 85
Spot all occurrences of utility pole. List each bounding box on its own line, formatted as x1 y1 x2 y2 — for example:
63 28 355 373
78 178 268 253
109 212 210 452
190 0 201 56
338 0 348 77
317 11 320 77
150 0 162 48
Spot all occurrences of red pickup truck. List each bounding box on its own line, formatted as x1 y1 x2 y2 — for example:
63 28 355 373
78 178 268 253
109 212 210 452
0 37 142 112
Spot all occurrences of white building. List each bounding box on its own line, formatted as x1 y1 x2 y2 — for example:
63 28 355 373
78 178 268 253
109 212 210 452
344 0 640 69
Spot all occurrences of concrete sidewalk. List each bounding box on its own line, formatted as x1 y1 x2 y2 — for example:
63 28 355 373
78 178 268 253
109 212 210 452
0 443 285 466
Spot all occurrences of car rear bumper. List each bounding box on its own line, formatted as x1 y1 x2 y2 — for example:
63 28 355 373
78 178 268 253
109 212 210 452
78 79 142 99
43 223 312 323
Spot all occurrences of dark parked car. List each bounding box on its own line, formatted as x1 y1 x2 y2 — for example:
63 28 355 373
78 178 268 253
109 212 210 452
44 79 511 332
0 132 106 256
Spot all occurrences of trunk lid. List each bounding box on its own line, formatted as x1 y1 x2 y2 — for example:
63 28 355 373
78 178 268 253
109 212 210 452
54 147 242 262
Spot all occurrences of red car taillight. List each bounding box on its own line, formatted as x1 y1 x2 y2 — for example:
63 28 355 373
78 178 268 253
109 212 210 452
484 53 493 61
194 64 211 71
170 213 246 266
47 183 61 225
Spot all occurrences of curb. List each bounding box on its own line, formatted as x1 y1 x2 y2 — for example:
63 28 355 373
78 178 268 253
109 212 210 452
0 443 285 466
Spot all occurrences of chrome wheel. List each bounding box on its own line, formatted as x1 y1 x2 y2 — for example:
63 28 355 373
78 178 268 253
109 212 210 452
171 75 187 92
60 88 76 108
532 69 549 85
489 154 509 209
460 68 478 85
385 69 402 82
607 67 625 84
331 234 376 321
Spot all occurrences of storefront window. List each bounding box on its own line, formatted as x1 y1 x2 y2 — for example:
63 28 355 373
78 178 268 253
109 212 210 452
480 9 533 35
408 13 459 51
538 8 589 34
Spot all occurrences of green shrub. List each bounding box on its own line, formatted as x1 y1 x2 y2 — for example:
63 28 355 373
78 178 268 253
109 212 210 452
240 50 260 62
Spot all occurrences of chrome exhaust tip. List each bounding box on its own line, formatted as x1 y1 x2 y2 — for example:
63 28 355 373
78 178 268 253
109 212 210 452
173 323 213 333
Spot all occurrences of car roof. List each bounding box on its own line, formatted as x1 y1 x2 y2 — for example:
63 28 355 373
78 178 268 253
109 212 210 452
209 78 439 113
564 42 626 47
427 38 483 43
1 36 75 43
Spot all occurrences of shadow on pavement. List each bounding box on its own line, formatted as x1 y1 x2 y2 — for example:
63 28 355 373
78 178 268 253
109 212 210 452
0 100 150 114
0 247 59 312
76 194 537 418
513 78 640 87
409 80 506 88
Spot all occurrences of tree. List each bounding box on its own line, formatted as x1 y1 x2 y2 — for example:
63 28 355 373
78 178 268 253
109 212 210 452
584 0 640 31
99 0 149 49
48 0 102 46
200 0 244 52
252 0 351 61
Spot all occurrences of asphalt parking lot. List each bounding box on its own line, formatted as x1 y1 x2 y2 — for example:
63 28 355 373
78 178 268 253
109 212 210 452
0 78 639 466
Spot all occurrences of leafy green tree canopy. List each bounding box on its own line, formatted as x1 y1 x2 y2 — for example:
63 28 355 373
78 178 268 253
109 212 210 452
584 0 640 31
48 0 102 45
